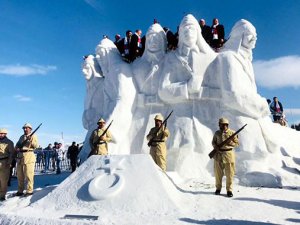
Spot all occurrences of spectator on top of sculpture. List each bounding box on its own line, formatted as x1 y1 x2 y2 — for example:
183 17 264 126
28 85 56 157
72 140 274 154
199 19 212 45
130 29 143 62
210 18 225 51
163 27 177 51
118 30 132 62
158 14 216 103
270 96 283 122
114 34 123 54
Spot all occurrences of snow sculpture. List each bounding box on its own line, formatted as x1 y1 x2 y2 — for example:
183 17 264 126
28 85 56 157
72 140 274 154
94 38 136 155
82 55 105 130
81 16 300 187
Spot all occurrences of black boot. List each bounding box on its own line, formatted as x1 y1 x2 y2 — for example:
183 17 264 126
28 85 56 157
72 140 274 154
227 191 233 197
215 189 221 195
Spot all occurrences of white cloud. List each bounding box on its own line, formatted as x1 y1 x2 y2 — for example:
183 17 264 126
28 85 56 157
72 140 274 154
253 55 300 89
0 64 57 76
14 94 32 102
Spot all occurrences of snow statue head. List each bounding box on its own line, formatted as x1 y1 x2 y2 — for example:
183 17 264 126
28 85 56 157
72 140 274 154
82 55 103 80
142 23 167 63
223 19 257 60
95 38 121 75
178 14 214 54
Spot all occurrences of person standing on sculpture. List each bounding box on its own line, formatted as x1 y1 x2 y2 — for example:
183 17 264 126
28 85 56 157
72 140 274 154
89 118 112 156
15 123 38 196
210 18 225 51
199 19 212 45
270 97 283 122
212 118 239 197
146 114 170 171
0 128 14 201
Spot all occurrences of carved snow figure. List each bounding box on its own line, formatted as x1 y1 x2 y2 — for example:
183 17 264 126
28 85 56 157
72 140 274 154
80 39 136 159
157 14 216 177
82 55 104 130
129 23 168 154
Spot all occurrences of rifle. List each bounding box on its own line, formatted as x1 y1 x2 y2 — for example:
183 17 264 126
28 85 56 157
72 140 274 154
208 124 247 159
147 111 173 147
88 120 113 157
17 123 42 149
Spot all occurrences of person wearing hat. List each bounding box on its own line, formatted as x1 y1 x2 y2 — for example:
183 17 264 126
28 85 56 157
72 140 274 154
146 114 170 171
15 123 38 197
0 128 14 201
89 118 112 156
212 118 239 197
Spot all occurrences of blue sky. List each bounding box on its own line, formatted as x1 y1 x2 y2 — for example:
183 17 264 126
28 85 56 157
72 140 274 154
1 0 300 147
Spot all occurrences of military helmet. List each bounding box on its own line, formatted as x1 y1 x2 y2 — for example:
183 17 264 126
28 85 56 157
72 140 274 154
219 117 229 124
0 128 8 134
22 123 32 129
97 118 105 124
154 114 164 121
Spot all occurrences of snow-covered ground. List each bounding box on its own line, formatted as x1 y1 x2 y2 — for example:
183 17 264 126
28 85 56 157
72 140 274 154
0 155 299 225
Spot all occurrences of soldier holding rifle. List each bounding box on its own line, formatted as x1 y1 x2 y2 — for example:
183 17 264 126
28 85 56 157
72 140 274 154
15 123 40 197
146 113 171 172
89 118 112 156
212 118 239 197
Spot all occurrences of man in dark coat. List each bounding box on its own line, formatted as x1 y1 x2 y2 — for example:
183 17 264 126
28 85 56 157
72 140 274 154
130 29 143 62
199 19 212 45
67 142 79 172
210 18 225 50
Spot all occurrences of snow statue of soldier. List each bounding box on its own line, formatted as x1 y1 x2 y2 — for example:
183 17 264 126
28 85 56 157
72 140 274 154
129 23 169 154
156 14 216 178
82 55 104 131
95 38 136 155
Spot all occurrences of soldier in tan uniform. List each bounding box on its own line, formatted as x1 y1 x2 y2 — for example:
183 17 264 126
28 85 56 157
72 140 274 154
0 128 14 201
212 118 239 197
89 118 112 156
15 123 38 196
146 114 170 171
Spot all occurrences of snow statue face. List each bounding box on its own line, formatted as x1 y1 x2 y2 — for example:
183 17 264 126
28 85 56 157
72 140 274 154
241 29 257 50
178 15 199 48
82 55 95 80
225 19 257 53
95 38 119 75
97 47 109 74
143 23 167 62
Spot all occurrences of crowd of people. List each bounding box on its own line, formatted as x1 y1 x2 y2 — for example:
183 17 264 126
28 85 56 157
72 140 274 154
0 123 81 201
107 17 226 63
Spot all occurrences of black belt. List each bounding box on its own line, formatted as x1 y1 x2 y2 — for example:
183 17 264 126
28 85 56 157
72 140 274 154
0 156 9 160
20 150 34 153
152 140 164 143
219 149 232 152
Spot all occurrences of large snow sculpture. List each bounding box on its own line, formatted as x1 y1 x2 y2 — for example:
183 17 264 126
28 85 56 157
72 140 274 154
81 15 300 187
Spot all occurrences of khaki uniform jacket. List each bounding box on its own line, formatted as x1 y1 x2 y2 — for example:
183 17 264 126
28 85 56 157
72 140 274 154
16 134 38 164
89 128 112 155
146 126 170 151
0 137 14 169
212 129 239 163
